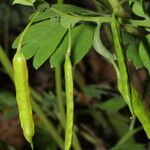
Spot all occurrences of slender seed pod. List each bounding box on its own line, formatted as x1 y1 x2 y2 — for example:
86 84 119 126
111 12 133 116
64 55 74 150
13 52 34 149
131 84 150 139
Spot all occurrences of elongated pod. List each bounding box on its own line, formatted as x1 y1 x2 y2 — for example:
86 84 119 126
111 13 133 116
64 56 74 150
13 52 34 149
131 84 150 139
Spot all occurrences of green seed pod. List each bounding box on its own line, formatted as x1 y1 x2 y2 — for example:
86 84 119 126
64 56 74 150
131 84 150 139
111 12 133 116
13 52 34 149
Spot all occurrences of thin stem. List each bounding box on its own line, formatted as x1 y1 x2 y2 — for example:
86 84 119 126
66 27 71 56
57 0 63 5
55 67 66 127
51 6 150 28
17 12 39 53
113 105 136 147
129 116 136 131
51 7 112 23
4 7 9 54
72 132 82 150
56 0 65 129
80 131 99 145
0 46 13 81
114 127 142 147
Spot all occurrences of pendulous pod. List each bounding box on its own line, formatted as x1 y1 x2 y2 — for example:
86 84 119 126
64 55 74 150
13 52 34 149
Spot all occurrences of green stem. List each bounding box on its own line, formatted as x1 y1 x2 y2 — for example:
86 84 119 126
107 0 127 17
51 7 112 23
4 7 9 54
57 0 63 5
113 127 142 148
129 116 136 131
72 132 82 150
112 121 142 150
80 131 100 145
52 6 150 28
55 67 66 127
17 12 39 53
0 46 13 81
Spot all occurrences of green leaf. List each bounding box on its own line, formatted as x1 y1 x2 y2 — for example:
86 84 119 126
12 20 67 69
12 20 55 50
13 20 58 59
50 24 94 67
139 34 150 75
71 24 94 64
82 84 112 98
131 1 146 18
122 31 136 45
98 96 126 112
93 23 116 63
29 9 57 22
33 23 67 69
34 0 50 11
50 31 68 67
127 43 143 69
82 84 106 98
122 32 143 69
60 15 78 29
13 0 36 6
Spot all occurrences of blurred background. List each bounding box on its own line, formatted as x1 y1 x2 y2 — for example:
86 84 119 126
0 0 150 150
